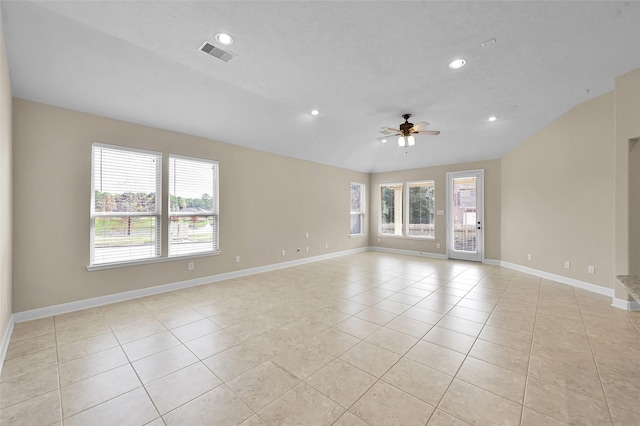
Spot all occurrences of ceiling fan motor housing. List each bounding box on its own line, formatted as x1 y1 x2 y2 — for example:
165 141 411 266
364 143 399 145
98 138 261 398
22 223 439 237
399 114 414 136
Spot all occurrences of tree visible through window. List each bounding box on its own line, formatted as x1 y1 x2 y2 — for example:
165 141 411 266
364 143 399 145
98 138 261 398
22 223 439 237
169 156 219 257
408 181 435 238
380 183 403 235
91 144 161 265
350 182 365 235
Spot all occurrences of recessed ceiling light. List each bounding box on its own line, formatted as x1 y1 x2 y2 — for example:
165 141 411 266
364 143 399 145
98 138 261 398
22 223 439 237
215 33 234 46
488 116 498 122
381 139 387 144
448 59 466 70
310 109 319 116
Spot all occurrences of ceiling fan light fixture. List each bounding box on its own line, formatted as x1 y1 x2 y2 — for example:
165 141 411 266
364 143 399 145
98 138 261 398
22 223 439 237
310 109 319 116
488 116 498 122
398 136 406 147
381 139 387 143
215 32 234 46
407 135 415 146
448 59 466 69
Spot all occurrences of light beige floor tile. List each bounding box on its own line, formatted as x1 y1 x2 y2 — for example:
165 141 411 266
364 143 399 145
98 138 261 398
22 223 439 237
184 329 241 359
385 315 433 338
524 377 612 426
330 300 369 316
144 362 222 415
5 333 56 360
335 317 381 339
415 299 455 314
64 387 158 426
258 382 344 426
308 328 361 357
340 341 400 377
365 327 419 355
9 318 55 342
373 299 411 315
405 340 465 376
56 332 119 363
0 347 58 382
402 307 445 324
478 325 533 352
599 376 640 415
521 408 570 426
427 409 471 425
227 361 300 411
122 331 181 362
60 364 140 418
240 415 268 426
202 341 273 382
423 327 475 355
382 358 452 405
271 342 334 379
55 317 112 346
456 357 526 404
154 305 205 329
350 381 434 426
0 364 59 409
163 384 253 426
305 358 376 408
306 307 351 326
354 307 397 326
436 315 484 337
456 298 495 313
59 346 129 387
609 402 639 426
438 379 521 426
333 411 369 426
170 318 220 343
132 344 199 383
447 306 490 324
528 354 605 401
113 321 167 345
467 338 529 374
0 389 61 426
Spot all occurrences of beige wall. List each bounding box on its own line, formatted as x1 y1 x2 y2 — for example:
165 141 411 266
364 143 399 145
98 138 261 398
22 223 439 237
12 99 369 312
1 16 13 336
614 68 640 299
369 159 501 261
501 92 615 289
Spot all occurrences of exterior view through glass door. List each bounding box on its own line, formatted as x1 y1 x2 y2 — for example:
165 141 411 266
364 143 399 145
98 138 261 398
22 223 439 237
447 170 484 262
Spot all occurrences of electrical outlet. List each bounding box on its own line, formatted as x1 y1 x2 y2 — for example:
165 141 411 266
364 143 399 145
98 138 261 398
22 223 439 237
564 261 570 269
235 256 240 263
527 254 532 261
281 249 286 256
588 265 595 274
436 243 441 249
296 248 300 253
188 262 194 270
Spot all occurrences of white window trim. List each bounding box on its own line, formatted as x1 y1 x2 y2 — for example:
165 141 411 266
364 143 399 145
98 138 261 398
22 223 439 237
168 155 220 257
405 179 436 240
350 182 366 237
90 143 163 267
378 182 404 236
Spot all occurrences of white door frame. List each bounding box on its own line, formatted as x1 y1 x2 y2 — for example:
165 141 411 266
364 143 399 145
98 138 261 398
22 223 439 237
446 170 484 262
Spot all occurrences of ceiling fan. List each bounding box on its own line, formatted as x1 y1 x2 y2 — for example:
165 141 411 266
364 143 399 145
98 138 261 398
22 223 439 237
379 114 441 147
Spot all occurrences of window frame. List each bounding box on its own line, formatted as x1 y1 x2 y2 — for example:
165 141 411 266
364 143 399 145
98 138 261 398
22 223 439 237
90 143 162 267
350 182 366 237
168 154 220 257
379 182 404 237
405 180 436 240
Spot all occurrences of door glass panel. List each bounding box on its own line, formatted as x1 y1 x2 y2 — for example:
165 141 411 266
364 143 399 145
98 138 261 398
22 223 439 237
452 177 477 253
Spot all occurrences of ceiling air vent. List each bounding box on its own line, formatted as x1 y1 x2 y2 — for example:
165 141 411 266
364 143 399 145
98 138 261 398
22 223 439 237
200 41 235 62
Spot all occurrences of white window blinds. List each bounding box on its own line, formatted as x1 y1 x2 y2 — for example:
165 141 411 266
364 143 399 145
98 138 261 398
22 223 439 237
169 156 219 257
91 144 161 265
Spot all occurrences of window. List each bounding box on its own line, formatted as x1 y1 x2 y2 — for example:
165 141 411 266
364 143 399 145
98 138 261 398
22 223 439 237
407 180 435 239
169 156 219 256
91 144 161 265
350 182 365 236
380 183 403 235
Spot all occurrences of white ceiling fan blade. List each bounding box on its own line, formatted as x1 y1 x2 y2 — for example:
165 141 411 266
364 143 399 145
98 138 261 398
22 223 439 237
380 127 401 135
411 121 431 131
413 130 441 135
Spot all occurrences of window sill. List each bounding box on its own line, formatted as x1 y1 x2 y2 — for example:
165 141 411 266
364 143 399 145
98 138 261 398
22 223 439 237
377 234 436 241
349 233 366 238
87 251 221 271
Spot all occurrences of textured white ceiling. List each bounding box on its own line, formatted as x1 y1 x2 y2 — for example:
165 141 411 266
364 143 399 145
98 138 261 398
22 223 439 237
2 1 639 172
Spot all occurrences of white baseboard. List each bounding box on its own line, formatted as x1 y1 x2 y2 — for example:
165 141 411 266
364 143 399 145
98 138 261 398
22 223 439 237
13 247 369 323
483 259 500 266
1 315 15 375
368 246 447 260
612 298 640 311
499 261 614 297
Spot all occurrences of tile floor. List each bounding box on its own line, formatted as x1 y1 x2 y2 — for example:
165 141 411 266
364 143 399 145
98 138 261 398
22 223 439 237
1 252 639 425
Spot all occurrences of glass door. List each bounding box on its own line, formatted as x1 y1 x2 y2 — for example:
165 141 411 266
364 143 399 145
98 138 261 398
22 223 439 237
447 170 484 262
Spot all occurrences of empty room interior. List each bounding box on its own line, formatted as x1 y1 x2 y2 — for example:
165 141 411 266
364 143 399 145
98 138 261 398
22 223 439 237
1 1 640 425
